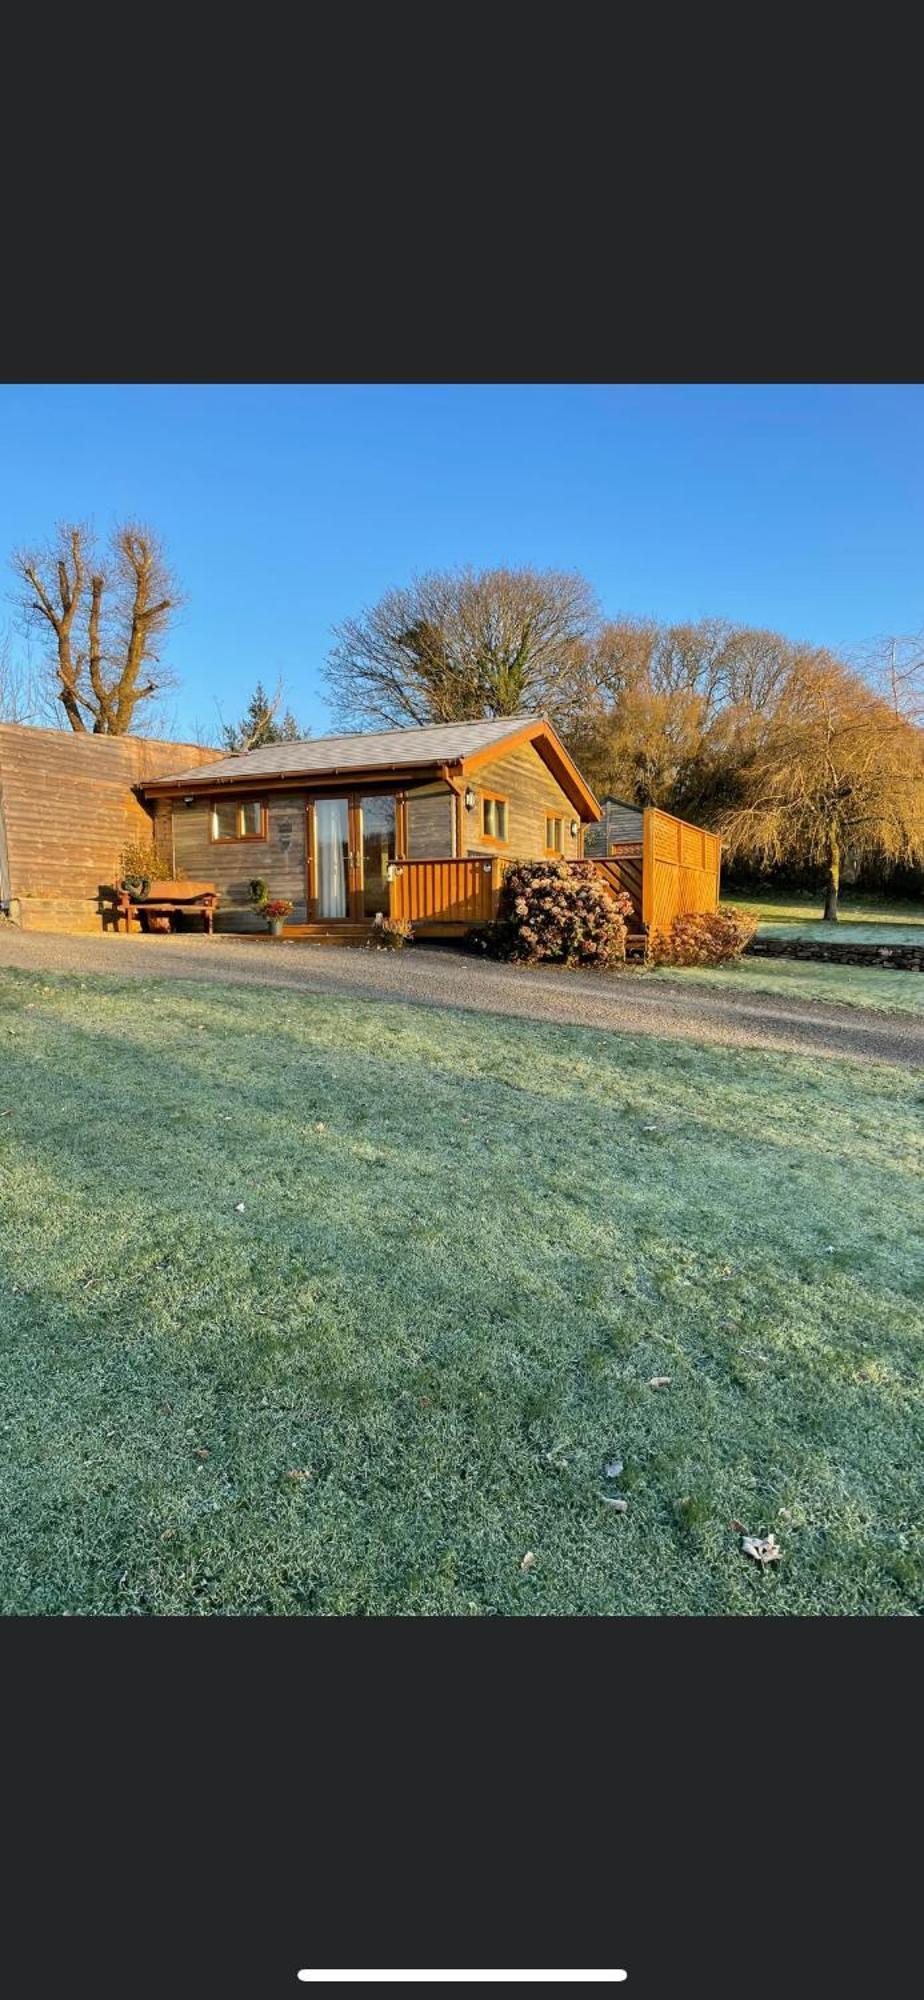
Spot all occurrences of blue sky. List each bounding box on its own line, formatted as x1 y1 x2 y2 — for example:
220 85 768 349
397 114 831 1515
1 382 921 742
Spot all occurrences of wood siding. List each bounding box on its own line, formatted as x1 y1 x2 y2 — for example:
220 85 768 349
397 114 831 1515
404 783 455 859
0 725 221 921
584 800 644 857
462 741 582 861
167 793 309 928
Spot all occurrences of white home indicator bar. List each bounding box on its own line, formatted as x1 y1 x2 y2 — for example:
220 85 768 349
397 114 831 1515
296 1975 628 1985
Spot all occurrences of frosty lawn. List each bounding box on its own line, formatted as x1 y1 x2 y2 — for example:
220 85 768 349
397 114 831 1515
0 964 921 1615
647 954 924 1016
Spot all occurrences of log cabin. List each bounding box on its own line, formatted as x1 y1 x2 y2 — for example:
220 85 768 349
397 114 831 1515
139 715 601 938
0 717 721 942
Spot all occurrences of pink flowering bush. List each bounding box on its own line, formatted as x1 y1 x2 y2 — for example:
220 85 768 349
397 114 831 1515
489 859 634 967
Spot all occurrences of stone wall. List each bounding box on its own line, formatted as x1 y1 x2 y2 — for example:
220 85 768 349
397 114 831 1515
748 937 924 971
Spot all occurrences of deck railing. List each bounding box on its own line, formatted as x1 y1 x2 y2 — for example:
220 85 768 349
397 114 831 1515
389 856 502 927
578 855 644 922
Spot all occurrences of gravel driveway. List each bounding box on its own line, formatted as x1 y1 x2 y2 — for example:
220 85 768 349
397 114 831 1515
2 926 922 1066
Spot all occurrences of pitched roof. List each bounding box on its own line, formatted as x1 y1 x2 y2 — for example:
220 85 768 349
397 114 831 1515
142 715 542 789
140 713 602 819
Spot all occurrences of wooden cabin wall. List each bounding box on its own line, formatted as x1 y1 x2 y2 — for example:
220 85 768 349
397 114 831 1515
164 793 309 929
404 783 455 859
584 801 643 857
462 741 583 861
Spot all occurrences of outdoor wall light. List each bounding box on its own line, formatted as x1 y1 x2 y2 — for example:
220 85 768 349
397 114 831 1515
183 795 196 807
570 818 579 838
464 786 476 811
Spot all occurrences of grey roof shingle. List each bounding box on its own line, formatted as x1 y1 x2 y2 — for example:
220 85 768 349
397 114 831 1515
143 715 546 788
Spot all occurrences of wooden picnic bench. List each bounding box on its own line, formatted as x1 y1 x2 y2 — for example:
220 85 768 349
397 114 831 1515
104 879 220 936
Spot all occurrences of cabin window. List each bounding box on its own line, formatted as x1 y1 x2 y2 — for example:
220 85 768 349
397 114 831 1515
210 799 267 842
545 815 564 853
480 792 509 843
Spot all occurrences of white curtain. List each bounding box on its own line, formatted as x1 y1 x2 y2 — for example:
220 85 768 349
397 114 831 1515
315 798 348 918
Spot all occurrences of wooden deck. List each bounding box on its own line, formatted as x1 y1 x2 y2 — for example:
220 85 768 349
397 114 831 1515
231 856 653 954
222 835 713 958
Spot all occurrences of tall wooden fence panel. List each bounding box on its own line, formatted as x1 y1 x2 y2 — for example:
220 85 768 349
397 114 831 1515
642 809 722 935
0 723 222 929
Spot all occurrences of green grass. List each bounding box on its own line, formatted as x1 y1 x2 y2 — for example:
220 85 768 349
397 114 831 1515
1 964 922 1615
723 889 924 936
647 955 924 1015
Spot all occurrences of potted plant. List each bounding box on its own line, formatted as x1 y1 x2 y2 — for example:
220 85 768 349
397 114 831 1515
264 896 293 937
379 916 413 951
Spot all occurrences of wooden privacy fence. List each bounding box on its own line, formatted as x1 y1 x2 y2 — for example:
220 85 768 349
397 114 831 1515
389 856 502 928
641 808 722 934
587 809 721 937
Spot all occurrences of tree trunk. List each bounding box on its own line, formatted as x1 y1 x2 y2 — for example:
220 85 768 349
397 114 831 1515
823 833 840 922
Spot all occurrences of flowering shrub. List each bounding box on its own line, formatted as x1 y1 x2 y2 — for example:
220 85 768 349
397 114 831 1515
652 909 757 966
491 860 634 968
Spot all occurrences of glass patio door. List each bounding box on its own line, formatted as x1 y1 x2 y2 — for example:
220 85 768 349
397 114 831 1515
357 794 396 919
314 796 352 919
310 793 398 921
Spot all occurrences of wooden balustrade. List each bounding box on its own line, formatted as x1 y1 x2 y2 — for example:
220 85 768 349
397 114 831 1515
389 857 502 930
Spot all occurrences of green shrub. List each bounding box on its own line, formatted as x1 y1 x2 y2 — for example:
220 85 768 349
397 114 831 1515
492 859 634 968
653 909 758 966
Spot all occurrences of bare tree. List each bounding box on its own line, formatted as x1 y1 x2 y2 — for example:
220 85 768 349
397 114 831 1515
325 565 599 729
719 654 924 919
0 628 43 724
857 629 924 722
10 520 181 734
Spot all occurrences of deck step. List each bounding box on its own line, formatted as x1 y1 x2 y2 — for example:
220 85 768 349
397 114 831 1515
242 924 375 945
